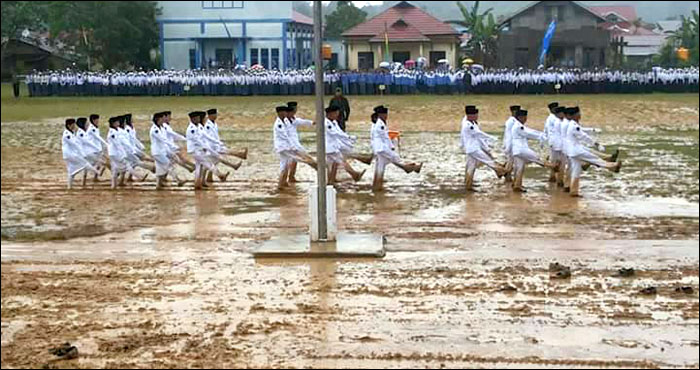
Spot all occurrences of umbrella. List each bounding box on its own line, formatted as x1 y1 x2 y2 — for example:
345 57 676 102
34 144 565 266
437 58 448 64
462 58 474 64
379 61 391 69
404 59 415 68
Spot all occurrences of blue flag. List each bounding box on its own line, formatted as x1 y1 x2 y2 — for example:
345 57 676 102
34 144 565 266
539 19 557 66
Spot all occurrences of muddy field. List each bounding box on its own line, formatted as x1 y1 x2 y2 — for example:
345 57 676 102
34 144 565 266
1 92 699 368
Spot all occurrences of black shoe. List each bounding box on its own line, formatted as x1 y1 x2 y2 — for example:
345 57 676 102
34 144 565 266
674 286 694 294
639 286 657 295
614 267 635 277
49 343 78 359
551 268 571 279
549 262 568 272
610 149 620 162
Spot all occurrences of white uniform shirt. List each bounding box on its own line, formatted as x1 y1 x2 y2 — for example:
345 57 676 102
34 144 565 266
286 116 313 151
150 123 174 156
371 117 391 154
544 113 560 149
273 117 291 154
87 123 108 151
503 116 517 154
107 127 126 159
324 117 341 154
566 120 596 157
186 121 205 153
62 129 85 160
511 120 544 156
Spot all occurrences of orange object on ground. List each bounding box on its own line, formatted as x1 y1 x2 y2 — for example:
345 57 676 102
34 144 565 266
388 130 400 140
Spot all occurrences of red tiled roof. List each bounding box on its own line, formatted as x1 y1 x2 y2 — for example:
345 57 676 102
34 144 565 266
590 5 637 22
368 22 431 42
343 1 457 39
292 11 313 26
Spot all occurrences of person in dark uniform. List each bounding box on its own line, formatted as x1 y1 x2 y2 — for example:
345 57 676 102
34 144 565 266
12 74 20 98
329 87 350 131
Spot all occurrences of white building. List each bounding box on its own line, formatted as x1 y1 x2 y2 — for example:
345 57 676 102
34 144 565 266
157 1 313 70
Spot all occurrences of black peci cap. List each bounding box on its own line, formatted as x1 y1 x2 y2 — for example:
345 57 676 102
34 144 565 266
207 108 217 115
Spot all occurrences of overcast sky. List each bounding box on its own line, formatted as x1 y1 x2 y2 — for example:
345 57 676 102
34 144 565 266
313 1 698 22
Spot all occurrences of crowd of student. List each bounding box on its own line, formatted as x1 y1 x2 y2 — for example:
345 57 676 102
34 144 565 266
30 66 699 97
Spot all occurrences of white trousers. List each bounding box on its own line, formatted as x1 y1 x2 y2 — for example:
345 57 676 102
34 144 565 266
570 149 609 179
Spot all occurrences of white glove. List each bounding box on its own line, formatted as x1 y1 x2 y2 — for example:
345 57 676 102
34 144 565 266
597 143 606 151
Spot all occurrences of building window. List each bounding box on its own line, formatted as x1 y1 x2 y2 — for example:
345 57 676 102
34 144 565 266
358 52 374 70
216 48 233 68
261 48 269 69
515 47 529 67
250 48 259 65
429 51 446 67
547 5 563 21
189 49 196 69
202 1 243 9
392 51 410 64
330 53 339 69
271 48 279 69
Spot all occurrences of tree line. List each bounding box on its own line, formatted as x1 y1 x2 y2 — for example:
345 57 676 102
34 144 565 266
2 1 160 70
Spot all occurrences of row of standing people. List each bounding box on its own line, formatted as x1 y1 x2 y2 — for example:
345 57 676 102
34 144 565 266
32 66 699 97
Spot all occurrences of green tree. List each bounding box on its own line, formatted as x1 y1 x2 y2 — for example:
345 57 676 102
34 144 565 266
1 1 48 38
324 1 367 38
654 10 699 67
448 1 500 66
46 1 160 70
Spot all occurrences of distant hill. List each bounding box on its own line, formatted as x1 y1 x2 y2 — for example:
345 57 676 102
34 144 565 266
345 1 698 23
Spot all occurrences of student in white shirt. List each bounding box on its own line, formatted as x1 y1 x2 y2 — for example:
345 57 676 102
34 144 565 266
62 118 99 189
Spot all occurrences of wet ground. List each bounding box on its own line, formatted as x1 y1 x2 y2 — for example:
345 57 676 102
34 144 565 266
1 97 699 368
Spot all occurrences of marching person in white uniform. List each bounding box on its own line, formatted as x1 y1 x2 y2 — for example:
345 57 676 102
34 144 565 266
371 105 422 191
161 111 195 173
461 105 507 191
74 117 104 186
564 106 622 197
62 118 99 189
325 105 366 185
87 114 111 177
186 111 228 190
502 105 521 182
543 102 562 183
284 101 317 183
202 108 243 179
150 112 186 189
510 109 557 192
273 106 294 190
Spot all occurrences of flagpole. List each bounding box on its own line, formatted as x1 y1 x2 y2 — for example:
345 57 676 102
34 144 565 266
313 0 327 240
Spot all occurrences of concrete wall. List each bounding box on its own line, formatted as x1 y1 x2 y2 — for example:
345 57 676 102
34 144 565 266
325 39 347 70
346 39 458 70
499 1 609 68
157 1 291 21
510 1 599 31
163 40 196 70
